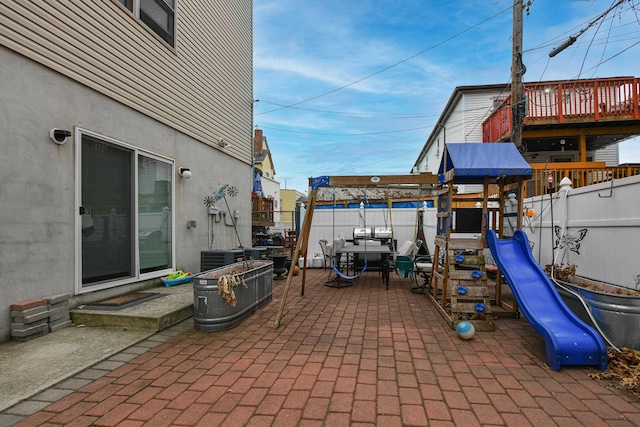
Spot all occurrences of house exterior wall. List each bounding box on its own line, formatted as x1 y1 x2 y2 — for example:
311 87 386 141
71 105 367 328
0 0 253 161
462 92 496 141
419 126 445 173
416 88 503 175
280 189 303 213
253 128 275 180
262 177 280 207
593 144 619 166
0 1 252 342
258 155 276 180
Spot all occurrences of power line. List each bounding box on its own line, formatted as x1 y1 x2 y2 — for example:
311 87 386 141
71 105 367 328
256 4 513 116
259 125 433 136
258 99 501 120
549 0 627 57
256 100 441 119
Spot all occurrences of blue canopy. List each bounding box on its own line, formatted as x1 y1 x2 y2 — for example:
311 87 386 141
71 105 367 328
438 143 532 183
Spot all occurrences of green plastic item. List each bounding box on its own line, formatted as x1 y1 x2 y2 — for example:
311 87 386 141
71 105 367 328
395 256 414 278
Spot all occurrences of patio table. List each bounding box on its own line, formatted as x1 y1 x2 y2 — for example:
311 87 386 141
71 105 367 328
332 244 391 289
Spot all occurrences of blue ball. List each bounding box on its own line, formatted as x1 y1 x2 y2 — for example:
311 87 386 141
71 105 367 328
456 321 475 340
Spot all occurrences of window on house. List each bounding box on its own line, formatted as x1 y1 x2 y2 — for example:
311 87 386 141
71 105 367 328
115 0 175 47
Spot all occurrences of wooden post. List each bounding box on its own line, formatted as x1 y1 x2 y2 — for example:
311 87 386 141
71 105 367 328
511 0 524 148
481 176 490 240
495 181 506 306
579 133 587 162
274 188 317 329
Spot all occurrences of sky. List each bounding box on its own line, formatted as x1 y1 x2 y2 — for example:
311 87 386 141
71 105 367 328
253 0 640 193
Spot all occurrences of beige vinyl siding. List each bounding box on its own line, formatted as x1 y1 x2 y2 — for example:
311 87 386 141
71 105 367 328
0 0 252 163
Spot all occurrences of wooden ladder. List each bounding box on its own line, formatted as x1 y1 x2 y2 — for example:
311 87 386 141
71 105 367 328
430 236 494 331
448 237 493 331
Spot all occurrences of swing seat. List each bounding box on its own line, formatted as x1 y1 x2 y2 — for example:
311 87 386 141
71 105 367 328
395 256 414 279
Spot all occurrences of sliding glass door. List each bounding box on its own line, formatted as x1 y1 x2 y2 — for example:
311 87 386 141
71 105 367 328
138 156 172 274
79 132 173 291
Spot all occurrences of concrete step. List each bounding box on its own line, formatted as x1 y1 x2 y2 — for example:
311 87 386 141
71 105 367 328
70 283 194 331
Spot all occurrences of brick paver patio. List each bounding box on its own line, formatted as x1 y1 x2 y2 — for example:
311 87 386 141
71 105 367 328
3 268 640 426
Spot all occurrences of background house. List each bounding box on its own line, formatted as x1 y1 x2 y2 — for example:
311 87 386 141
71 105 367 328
0 1 253 341
252 127 308 247
279 188 305 244
412 80 639 186
253 127 280 204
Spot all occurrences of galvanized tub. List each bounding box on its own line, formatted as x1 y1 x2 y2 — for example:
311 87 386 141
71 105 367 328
554 277 640 350
194 260 273 332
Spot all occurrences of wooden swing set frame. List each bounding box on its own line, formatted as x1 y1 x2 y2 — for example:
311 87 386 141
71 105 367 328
274 173 439 328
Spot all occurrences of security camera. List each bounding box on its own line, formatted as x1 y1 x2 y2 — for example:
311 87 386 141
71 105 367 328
50 128 72 145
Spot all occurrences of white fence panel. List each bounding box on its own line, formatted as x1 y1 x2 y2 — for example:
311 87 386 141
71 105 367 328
300 207 438 263
523 174 640 290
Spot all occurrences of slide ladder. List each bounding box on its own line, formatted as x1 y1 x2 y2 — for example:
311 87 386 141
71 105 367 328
486 230 607 371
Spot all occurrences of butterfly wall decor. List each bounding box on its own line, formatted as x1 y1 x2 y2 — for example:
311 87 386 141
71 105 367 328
553 226 588 254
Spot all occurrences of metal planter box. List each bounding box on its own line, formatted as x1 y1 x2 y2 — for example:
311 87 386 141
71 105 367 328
194 260 273 332
555 278 640 350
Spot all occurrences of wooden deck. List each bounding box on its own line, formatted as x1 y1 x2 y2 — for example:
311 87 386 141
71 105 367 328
483 76 640 143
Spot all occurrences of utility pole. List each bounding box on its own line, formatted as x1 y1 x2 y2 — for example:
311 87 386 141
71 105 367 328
511 0 524 149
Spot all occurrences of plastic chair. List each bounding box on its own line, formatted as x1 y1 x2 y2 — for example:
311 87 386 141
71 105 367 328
319 239 329 269
320 238 349 272
412 244 435 294
396 240 418 258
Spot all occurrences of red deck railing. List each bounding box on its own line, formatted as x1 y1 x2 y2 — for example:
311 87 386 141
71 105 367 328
483 77 640 142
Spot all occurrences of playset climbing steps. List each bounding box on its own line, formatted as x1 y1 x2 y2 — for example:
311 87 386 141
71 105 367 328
431 224 495 330
444 236 492 330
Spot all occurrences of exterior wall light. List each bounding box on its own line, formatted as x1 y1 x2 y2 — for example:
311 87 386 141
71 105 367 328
50 128 72 145
178 167 192 179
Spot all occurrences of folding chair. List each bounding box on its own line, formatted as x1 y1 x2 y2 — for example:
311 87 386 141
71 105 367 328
412 242 434 294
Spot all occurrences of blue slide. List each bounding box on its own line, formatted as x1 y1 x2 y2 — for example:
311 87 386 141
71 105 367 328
486 230 608 371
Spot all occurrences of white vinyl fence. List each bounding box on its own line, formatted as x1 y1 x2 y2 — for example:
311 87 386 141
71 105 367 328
299 206 438 265
523 174 640 290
